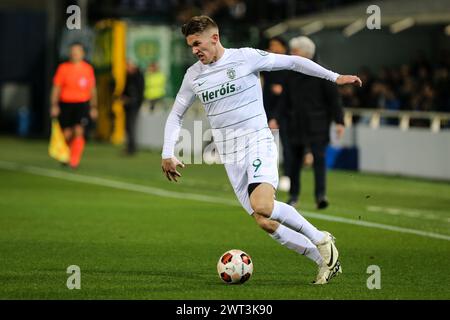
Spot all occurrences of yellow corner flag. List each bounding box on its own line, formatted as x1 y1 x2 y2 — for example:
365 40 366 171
49 119 70 163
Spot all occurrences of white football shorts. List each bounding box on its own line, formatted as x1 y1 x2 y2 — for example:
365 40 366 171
223 137 279 215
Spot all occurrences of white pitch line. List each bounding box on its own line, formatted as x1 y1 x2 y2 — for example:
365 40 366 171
301 211 450 241
367 205 450 224
0 161 238 207
1 160 449 242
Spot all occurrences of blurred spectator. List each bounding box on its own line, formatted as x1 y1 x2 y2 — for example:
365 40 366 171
339 51 450 129
278 36 345 209
434 67 450 113
367 81 387 109
384 85 401 125
261 37 288 123
339 84 359 109
398 77 416 110
260 37 291 191
411 51 432 80
122 61 145 155
209 0 247 23
144 62 167 112
171 0 364 26
410 83 436 128
418 83 436 112
175 3 202 24
357 67 374 101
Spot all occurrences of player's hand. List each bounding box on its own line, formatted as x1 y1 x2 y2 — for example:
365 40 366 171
50 104 60 118
335 124 345 140
161 157 185 182
336 75 362 87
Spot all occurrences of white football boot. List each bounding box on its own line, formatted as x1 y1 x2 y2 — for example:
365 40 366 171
313 231 342 284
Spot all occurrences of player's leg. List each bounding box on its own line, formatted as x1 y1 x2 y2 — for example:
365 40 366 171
256 189 341 283
272 201 326 243
249 183 323 265
264 189 341 283
227 140 341 283
226 161 340 283
247 144 325 245
247 145 341 284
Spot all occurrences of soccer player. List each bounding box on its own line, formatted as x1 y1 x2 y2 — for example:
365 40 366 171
50 42 97 169
161 16 362 284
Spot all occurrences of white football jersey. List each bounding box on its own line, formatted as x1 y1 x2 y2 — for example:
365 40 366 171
162 47 339 162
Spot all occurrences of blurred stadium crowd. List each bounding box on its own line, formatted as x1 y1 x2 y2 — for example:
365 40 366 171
341 51 450 114
112 0 363 24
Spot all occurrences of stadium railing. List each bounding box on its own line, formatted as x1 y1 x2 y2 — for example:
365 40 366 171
343 108 450 132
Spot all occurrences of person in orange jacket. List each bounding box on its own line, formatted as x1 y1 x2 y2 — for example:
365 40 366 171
50 42 98 169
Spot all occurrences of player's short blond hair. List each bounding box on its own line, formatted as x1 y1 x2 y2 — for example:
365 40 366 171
289 36 316 59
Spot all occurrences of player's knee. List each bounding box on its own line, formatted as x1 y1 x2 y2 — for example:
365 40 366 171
253 213 278 233
251 201 273 217
249 183 275 217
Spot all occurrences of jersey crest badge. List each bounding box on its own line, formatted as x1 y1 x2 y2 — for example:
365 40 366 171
227 67 236 80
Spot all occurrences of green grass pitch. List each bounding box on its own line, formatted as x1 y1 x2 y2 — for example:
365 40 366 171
0 136 449 299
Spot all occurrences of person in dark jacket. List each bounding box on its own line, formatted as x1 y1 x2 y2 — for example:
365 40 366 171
123 61 145 155
277 36 345 209
261 37 292 191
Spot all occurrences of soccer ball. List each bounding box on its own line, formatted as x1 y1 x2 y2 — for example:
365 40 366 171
217 249 253 284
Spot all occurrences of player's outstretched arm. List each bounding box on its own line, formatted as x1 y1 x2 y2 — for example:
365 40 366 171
283 55 362 86
251 50 363 87
161 72 195 183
